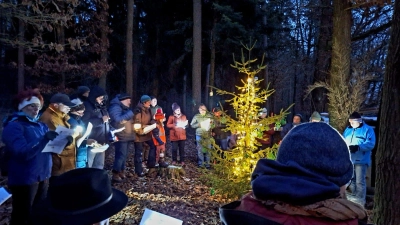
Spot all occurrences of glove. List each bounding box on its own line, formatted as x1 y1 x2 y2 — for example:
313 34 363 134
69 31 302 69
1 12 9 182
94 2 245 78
45 131 59 141
349 145 359 153
65 135 73 146
155 136 164 145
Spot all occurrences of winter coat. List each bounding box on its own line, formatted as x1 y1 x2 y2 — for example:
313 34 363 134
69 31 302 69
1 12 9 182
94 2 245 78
281 123 300 139
81 86 110 144
190 112 213 136
132 102 153 142
212 116 229 140
343 123 376 166
255 124 275 146
40 106 76 176
108 96 135 142
166 114 187 141
152 122 166 146
68 114 88 168
220 192 364 225
2 113 52 186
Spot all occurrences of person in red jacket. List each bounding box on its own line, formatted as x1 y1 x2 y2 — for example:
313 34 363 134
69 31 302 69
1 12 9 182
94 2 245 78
220 123 368 225
166 103 188 166
151 108 168 168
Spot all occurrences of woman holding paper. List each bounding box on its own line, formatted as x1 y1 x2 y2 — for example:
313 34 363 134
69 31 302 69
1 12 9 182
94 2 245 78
2 89 58 225
167 102 188 166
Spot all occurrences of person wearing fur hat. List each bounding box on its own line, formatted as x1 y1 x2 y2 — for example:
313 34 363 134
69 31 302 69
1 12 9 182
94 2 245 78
280 113 303 140
40 93 77 176
81 86 110 169
220 123 368 225
132 95 157 177
167 102 188 166
108 93 135 182
67 98 96 169
2 89 60 225
151 108 168 168
343 111 376 207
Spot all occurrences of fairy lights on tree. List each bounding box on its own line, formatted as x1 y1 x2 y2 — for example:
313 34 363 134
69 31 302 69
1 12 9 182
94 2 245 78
201 42 291 198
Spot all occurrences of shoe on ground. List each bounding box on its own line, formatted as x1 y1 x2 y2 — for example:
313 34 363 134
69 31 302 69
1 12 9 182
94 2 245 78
159 161 169 168
112 173 123 183
137 172 146 177
180 162 185 167
119 170 126 179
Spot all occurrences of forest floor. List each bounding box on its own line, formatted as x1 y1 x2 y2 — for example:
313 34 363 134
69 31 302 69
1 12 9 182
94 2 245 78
0 131 374 225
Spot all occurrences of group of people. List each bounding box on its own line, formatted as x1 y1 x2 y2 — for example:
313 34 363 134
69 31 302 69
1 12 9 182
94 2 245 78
220 110 376 225
1 85 376 225
1 87 128 224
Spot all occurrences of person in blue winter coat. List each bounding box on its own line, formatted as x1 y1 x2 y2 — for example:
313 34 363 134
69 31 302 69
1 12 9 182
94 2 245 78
108 93 135 182
68 98 96 168
2 89 59 225
343 111 376 207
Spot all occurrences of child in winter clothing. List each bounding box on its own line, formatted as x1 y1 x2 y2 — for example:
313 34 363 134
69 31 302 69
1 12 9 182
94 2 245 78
151 108 168 168
166 103 188 166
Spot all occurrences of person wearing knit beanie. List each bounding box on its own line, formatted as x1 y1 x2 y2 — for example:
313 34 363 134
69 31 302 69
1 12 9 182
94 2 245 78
309 111 322 122
343 111 376 207
167 102 188 166
219 122 367 225
172 102 180 112
140 95 151 103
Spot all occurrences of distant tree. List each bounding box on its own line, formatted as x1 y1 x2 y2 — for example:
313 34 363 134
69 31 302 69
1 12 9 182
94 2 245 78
192 0 202 107
374 0 400 224
126 0 133 96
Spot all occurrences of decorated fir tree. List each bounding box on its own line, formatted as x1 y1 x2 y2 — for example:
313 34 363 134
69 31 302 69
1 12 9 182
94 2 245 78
202 43 290 199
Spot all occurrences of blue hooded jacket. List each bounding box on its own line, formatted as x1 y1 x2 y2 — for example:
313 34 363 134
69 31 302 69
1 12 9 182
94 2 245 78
343 122 376 166
2 113 52 185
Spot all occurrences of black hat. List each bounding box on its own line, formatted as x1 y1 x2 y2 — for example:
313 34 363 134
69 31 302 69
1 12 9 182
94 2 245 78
117 93 131 101
77 86 90 95
31 168 128 225
349 111 361 119
50 93 76 107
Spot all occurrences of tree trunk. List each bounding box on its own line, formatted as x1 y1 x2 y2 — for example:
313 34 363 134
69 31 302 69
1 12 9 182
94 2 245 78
328 0 352 130
98 0 109 90
192 0 202 108
17 18 25 92
312 0 332 112
373 0 400 224
208 18 216 110
126 0 134 96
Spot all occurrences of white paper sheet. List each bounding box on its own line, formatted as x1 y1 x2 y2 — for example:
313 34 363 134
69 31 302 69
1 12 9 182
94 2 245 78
140 208 183 225
90 144 110 153
143 123 157 134
0 187 12 205
199 118 211 131
76 122 93 147
42 126 75 154
176 120 188 129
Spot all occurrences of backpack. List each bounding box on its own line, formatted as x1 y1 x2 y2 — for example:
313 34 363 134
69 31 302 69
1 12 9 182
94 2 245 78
0 144 10 177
